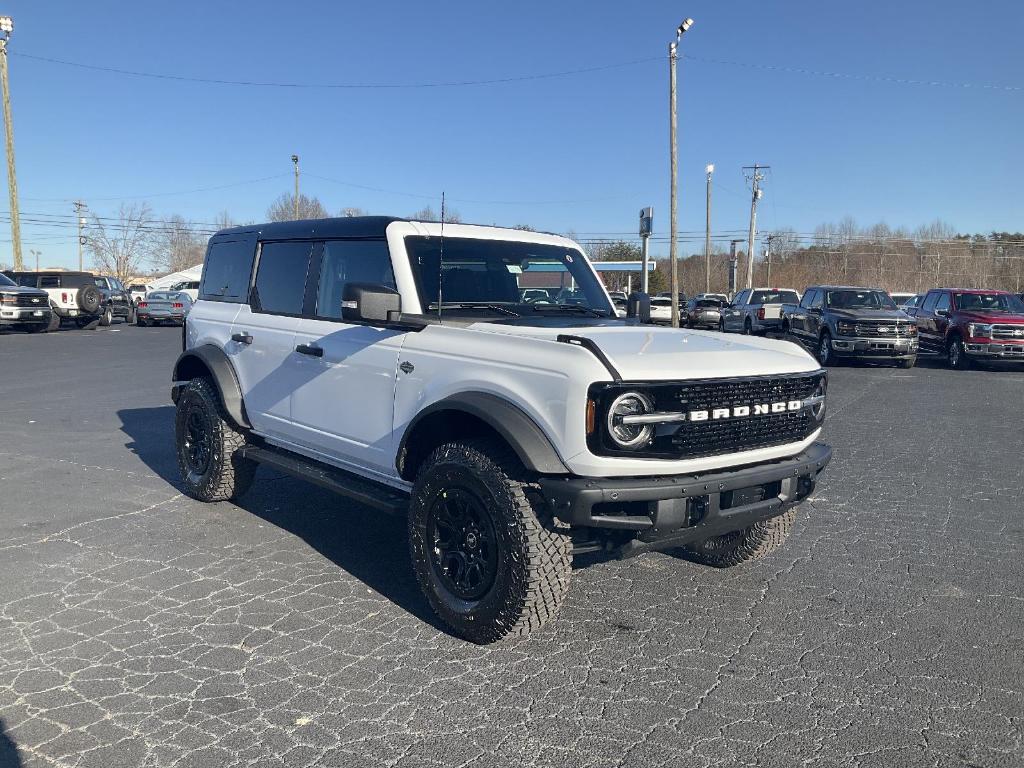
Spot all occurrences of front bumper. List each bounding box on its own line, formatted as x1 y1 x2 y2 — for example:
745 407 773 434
0 307 51 325
539 442 831 557
831 336 918 358
965 341 1024 358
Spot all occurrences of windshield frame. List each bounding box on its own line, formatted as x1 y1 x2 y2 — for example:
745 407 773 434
0 272 15 287
953 292 1024 313
404 235 615 319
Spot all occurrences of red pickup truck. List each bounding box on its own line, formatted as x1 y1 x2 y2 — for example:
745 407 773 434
909 288 1024 368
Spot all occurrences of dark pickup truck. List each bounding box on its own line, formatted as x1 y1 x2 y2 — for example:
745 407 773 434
907 288 1024 369
781 285 918 367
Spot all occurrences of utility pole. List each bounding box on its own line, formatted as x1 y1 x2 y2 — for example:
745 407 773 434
742 164 768 290
0 17 23 270
704 163 713 294
291 154 300 220
728 239 742 296
669 18 694 328
765 233 774 286
74 201 87 271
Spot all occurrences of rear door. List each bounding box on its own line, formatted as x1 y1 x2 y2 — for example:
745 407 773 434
932 291 953 349
916 291 940 352
229 240 315 442
806 289 825 340
724 289 749 331
289 238 408 478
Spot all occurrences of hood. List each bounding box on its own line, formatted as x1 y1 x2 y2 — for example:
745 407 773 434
0 283 47 296
470 322 818 380
955 310 1024 324
828 308 912 321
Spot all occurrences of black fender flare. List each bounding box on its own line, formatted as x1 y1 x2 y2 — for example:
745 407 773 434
398 392 570 477
171 344 251 429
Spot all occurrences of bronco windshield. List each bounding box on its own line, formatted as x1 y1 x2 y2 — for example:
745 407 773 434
405 236 613 317
954 293 1024 313
0 273 15 287
826 290 897 310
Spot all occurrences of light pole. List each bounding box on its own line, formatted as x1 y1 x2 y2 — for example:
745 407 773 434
29 247 39 271
669 17 694 328
704 163 713 294
291 154 300 220
0 16 23 271
639 207 653 294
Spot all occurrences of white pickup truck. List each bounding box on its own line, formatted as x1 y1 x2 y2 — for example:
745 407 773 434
172 217 831 643
720 287 801 335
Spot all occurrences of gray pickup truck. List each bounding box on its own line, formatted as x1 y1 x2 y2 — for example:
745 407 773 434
720 288 801 335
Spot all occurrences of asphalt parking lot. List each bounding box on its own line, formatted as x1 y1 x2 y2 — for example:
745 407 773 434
0 323 1022 768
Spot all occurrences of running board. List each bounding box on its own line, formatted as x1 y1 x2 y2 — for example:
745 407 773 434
239 444 409 515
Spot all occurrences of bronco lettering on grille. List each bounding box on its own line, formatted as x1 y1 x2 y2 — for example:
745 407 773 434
689 400 802 422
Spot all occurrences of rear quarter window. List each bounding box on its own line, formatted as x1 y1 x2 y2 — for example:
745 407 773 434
199 239 255 303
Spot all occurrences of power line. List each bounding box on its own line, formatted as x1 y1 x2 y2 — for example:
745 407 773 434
22 174 290 202
13 52 661 90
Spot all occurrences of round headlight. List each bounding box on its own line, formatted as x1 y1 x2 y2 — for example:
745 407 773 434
607 391 654 449
810 377 827 423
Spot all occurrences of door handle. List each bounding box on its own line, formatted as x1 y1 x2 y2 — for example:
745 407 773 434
231 332 253 345
296 343 324 357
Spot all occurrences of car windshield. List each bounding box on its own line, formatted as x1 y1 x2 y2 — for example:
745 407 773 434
405 236 613 317
954 293 1024 313
695 299 721 308
750 290 799 305
826 290 897 309
148 292 186 302
0 273 15 287
130 284 146 291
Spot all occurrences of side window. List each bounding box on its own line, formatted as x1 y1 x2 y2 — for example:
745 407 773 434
314 240 395 320
40 276 60 288
799 289 815 308
935 292 951 313
734 290 749 306
199 239 255 303
253 241 314 316
920 291 939 314
809 290 824 309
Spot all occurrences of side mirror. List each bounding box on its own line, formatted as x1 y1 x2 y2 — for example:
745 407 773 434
626 292 651 323
342 283 402 323
935 308 950 318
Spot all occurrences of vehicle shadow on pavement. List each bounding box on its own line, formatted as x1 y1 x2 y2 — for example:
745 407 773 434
117 406 447 634
0 719 23 768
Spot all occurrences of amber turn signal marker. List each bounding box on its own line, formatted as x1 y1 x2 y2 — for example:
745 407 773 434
585 398 596 435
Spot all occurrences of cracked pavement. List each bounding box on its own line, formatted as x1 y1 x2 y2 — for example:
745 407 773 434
0 324 1021 767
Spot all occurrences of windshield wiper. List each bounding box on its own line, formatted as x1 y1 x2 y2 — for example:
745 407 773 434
429 302 520 318
530 303 607 317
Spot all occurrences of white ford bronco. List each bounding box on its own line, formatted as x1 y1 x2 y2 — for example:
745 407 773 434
172 217 831 643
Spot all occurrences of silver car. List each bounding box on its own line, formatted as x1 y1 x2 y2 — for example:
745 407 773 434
136 291 193 327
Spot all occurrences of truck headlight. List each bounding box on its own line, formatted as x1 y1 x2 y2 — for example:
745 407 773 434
809 378 827 424
607 391 654 449
836 321 856 336
967 323 993 338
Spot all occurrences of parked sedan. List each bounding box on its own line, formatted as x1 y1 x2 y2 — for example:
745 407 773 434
686 298 725 329
136 291 192 326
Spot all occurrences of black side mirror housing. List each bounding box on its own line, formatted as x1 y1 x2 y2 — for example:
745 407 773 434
935 308 950 318
626 292 651 323
342 283 402 323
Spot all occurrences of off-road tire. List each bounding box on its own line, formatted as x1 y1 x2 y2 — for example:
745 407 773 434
947 336 970 370
174 377 255 502
409 439 572 644
679 508 797 568
76 317 100 330
100 307 113 327
77 285 101 314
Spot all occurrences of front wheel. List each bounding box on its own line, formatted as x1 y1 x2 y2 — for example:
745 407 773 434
409 440 572 644
897 357 916 369
817 333 833 365
100 307 113 327
125 306 136 324
743 319 753 335
174 378 255 502
678 509 796 568
948 337 970 370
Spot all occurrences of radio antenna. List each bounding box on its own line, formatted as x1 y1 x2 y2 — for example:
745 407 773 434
436 191 445 324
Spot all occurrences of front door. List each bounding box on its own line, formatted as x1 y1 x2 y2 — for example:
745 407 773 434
287 239 407 479
228 240 315 442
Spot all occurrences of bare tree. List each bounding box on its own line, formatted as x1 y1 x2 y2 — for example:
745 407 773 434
87 203 158 283
339 207 367 218
214 210 236 230
155 215 205 273
266 193 328 222
409 205 461 223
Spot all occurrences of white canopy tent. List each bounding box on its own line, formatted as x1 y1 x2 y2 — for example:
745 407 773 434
147 264 202 292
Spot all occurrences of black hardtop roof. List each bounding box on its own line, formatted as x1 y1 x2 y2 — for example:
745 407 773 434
212 216 407 241
806 285 885 292
3 269 96 277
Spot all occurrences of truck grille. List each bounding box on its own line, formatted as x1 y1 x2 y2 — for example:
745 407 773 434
850 321 913 337
2 293 48 308
589 372 825 460
991 324 1024 341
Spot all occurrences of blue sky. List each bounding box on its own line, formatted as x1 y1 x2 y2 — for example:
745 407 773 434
4 0 1023 268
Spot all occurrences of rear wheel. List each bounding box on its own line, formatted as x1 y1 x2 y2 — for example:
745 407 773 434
100 307 113 326
409 439 572 644
174 378 255 502
125 306 136 324
678 509 796 568
743 318 753 335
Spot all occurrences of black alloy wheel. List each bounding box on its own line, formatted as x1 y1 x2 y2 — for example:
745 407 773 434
181 404 213 481
425 487 499 601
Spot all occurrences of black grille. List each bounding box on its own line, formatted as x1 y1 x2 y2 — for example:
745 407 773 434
2 292 48 308
992 324 1024 341
845 321 913 338
590 372 824 460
